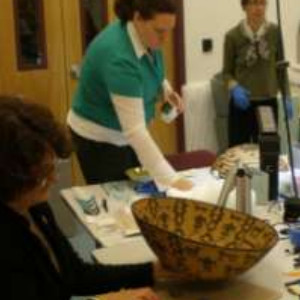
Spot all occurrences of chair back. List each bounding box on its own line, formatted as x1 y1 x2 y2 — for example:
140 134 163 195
166 150 216 171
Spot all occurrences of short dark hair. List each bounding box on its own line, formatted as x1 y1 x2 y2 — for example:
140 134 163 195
241 0 249 7
0 96 72 203
114 0 177 23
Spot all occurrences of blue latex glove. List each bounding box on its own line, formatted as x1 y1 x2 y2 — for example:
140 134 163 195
134 181 166 197
231 85 250 110
285 98 293 120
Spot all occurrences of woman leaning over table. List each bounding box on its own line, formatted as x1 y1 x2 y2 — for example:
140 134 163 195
67 0 193 191
0 96 180 300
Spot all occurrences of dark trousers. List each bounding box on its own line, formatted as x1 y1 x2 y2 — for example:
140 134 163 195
228 98 278 147
70 130 140 184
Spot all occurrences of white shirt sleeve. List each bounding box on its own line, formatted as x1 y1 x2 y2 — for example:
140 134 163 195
162 79 173 98
163 79 173 94
111 94 179 187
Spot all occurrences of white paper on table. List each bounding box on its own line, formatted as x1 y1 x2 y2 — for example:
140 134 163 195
85 214 116 226
279 168 300 196
113 206 140 236
167 181 257 211
93 237 157 264
167 177 224 205
167 168 225 204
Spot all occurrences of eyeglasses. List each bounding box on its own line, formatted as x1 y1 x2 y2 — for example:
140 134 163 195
8 159 58 187
37 159 59 188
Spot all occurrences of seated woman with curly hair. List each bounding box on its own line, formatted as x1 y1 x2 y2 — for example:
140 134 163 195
0 96 171 300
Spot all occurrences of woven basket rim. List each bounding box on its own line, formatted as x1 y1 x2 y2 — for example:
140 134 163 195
131 197 279 253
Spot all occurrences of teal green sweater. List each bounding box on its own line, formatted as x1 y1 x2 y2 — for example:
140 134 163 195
72 20 164 130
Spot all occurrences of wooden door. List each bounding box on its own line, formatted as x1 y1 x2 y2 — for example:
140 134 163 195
61 0 108 106
0 0 69 123
0 0 105 184
60 0 109 184
0 0 182 184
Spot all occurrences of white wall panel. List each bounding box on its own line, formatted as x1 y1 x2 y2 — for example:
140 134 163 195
184 0 300 82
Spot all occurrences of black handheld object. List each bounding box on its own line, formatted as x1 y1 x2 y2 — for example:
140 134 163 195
284 198 300 223
256 106 280 201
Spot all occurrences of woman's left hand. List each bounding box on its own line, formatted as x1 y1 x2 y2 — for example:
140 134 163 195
171 177 194 191
164 90 185 114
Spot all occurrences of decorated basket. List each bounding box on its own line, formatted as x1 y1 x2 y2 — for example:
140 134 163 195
211 143 289 178
131 197 278 281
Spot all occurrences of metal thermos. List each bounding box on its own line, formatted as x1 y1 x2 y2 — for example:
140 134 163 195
235 167 252 214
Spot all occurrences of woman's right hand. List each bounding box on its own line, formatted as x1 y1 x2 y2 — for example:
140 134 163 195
171 177 194 191
129 287 160 300
153 262 192 282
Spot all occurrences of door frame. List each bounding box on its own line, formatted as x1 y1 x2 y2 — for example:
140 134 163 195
173 0 186 152
79 0 108 51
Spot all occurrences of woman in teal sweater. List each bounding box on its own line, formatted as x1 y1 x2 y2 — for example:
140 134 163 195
68 0 193 191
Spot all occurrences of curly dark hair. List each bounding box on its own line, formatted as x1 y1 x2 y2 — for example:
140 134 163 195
0 96 72 203
114 0 177 23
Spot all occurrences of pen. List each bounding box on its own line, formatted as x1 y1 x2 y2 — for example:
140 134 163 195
285 278 300 286
102 198 108 212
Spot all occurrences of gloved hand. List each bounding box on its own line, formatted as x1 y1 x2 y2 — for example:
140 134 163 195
284 98 294 120
230 85 250 110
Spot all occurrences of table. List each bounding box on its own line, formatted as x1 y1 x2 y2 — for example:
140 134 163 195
61 167 289 246
90 211 297 300
61 181 145 247
91 235 296 300
61 168 226 247
92 240 295 300
61 168 299 299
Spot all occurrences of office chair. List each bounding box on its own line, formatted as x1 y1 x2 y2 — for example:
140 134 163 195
166 150 217 171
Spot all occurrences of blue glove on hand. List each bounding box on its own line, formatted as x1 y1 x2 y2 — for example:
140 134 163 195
231 85 250 110
285 98 293 120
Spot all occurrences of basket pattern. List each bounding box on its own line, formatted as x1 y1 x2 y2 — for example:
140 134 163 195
132 197 278 281
211 143 289 178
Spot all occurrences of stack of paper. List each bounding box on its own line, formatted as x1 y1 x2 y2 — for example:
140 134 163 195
93 237 157 265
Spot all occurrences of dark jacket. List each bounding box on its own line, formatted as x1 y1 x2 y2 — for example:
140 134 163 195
0 202 153 300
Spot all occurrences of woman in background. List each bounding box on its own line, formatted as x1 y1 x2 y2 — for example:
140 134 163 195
68 0 193 191
222 0 293 146
0 96 172 300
